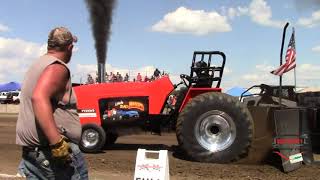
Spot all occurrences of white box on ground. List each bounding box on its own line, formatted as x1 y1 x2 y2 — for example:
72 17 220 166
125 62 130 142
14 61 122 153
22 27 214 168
134 149 169 180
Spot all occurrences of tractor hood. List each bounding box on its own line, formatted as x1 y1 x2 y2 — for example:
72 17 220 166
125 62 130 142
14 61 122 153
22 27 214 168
74 76 174 121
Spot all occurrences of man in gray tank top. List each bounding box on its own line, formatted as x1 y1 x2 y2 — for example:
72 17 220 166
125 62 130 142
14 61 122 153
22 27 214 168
16 27 88 179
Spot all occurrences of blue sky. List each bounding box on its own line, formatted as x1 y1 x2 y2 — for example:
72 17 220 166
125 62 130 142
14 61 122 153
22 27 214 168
0 0 320 89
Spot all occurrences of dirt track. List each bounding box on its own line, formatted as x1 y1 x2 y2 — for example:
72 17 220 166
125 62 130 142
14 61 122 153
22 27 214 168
1 114 320 180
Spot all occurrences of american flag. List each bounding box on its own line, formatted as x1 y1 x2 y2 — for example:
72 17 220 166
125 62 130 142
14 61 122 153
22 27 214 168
271 29 296 76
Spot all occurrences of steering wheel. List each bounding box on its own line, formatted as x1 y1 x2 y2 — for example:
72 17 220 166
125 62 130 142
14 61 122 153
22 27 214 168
180 74 190 87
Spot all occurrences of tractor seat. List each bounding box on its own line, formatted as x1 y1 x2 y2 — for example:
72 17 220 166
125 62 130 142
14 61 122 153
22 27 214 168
180 73 217 88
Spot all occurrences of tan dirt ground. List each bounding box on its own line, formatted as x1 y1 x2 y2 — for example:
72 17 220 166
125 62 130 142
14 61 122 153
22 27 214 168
1 114 320 180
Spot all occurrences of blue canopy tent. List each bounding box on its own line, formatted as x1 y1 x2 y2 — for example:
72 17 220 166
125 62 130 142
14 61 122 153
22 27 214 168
0 82 21 92
226 86 251 97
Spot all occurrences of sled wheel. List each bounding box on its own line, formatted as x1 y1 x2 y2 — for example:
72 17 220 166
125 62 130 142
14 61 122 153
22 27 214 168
80 124 106 153
176 92 254 163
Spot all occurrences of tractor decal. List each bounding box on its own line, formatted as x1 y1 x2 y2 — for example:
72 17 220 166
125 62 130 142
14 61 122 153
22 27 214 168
128 101 145 111
119 101 145 111
78 109 97 118
101 97 148 122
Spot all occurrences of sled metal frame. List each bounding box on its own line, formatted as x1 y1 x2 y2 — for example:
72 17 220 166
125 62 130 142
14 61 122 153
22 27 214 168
272 134 308 149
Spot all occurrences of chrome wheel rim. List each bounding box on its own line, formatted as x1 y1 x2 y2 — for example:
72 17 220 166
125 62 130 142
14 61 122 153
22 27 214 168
82 129 99 148
194 110 236 152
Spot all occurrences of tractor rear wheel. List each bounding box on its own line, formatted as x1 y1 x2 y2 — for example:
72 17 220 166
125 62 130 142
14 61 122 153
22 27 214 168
80 124 106 153
173 87 188 110
169 87 188 130
176 92 254 163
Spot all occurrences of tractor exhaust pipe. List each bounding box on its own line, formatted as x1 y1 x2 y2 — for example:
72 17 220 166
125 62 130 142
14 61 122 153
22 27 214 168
98 63 105 83
85 0 116 83
278 22 289 107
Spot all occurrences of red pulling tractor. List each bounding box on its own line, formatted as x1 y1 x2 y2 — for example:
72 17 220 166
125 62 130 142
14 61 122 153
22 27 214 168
74 51 254 163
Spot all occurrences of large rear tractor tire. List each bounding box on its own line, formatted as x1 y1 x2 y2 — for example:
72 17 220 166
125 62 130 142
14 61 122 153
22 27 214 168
80 124 106 153
173 87 188 110
176 92 254 163
169 87 188 129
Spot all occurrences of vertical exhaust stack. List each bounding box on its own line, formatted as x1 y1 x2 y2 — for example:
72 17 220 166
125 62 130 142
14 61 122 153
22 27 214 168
85 0 116 83
98 63 105 83
294 0 320 10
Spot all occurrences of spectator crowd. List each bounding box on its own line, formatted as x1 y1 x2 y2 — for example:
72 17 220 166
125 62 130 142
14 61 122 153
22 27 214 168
86 68 168 84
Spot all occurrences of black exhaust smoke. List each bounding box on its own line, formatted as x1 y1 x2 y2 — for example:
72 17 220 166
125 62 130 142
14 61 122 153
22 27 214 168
85 0 116 83
294 0 320 10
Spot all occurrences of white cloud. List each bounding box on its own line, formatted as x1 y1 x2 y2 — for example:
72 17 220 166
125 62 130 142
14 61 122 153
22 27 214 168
297 64 320 82
0 37 46 83
312 45 320 52
232 62 320 89
0 24 9 32
74 64 97 76
248 0 285 28
255 63 275 71
151 0 286 36
73 46 79 52
0 37 46 59
227 7 248 19
240 63 278 87
242 74 260 81
224 67 232 74
297 10 320 28
226 0 285 28
151 7 231 35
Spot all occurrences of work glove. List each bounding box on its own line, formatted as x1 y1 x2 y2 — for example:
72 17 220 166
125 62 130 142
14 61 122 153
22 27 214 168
50 136 72 163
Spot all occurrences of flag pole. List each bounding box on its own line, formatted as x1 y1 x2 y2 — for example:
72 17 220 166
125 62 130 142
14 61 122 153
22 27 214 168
294 67 297 91
279 22 289 108
293 27 297 91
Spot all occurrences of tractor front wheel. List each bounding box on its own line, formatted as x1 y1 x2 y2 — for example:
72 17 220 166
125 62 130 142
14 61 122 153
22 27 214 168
80 124 106 153
176 92 254 163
